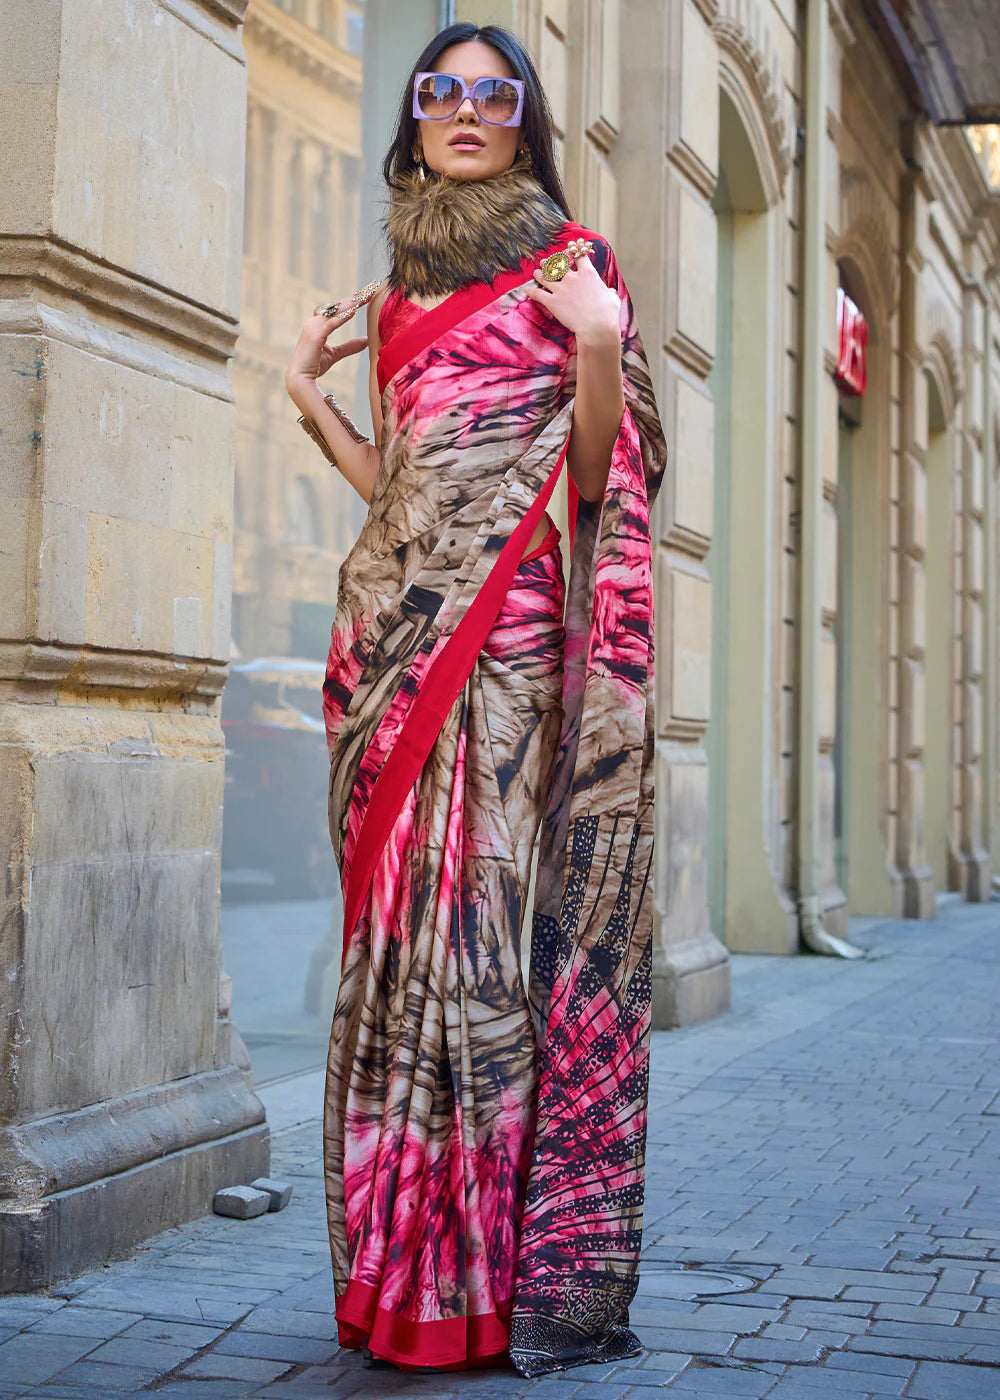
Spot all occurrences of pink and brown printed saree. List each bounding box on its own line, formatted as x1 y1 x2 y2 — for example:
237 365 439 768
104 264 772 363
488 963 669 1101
321 220 667 1377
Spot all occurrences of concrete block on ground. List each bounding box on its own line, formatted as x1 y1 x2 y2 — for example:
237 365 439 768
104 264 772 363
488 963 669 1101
214 1186 270 1220
251 1178 294 1212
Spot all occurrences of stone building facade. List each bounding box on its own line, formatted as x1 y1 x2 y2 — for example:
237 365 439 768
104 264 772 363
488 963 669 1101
2 0 998 1289
1 0 269 1291
444 0 1000 1013
233 0 364 662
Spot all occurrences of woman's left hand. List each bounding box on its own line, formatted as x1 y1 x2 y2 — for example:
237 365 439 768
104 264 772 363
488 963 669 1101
524 250 622 344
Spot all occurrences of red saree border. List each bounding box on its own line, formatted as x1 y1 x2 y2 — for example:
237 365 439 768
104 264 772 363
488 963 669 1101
336 1281 510 1369
341 438 569 947
376 220 593 395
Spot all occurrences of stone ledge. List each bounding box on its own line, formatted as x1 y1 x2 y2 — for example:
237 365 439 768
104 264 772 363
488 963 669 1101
0 1119 269 1293
0 246 240 373
1 1066 265 1202
0 641 229 703
0 1066 269 1294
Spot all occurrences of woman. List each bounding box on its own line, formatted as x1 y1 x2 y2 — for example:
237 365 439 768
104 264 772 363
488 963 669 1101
284 23 666 1378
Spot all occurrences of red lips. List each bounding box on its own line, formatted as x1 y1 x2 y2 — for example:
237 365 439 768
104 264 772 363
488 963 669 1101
448 134 484 147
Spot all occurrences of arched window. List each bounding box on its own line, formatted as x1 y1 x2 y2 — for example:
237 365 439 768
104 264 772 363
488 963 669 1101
288 474 324 547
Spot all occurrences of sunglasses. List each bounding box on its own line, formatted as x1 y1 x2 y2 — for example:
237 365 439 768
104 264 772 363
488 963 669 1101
412 71 525 127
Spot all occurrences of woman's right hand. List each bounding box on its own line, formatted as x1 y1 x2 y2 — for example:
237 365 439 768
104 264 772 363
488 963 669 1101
285 304 369 389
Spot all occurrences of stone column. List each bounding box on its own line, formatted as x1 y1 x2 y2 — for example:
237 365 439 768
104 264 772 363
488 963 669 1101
896 121 937 918
956 241 993 897
619 0 730 1026
983 289 1000 874
0 0 268 1291
798 0 854 951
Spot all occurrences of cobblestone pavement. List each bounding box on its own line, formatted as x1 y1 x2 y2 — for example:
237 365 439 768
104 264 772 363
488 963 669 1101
2 897 999 1400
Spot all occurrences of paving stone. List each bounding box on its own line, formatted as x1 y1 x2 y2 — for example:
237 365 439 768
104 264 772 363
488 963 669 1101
732 1336 829 1362
180 1351 292 1382
825 1352 916 1377
671 1304 783 1333
905 1359 1000 1399
785 1299 874 1319
0 1334 96 1385
663 1363 777 1397
20 1388 117 1400
253 1387 343 1400
560 1384 632 1399
840 1286 929 1305
846 1335 974 1361
236 1305 337 1340
152 1382 257 1398
871 1302 959 1325
46 1359 160 1391
630 1351 694 1372
0 1298 66 1330
211 1329 334 1364
23 1306 142 1338
807 1247 900 1270
762 1322 808 1339
635 1328 737 1356
765 1370 903 1397
925 1292 983 1311
118 1315 227 1347
82 1333 201 1370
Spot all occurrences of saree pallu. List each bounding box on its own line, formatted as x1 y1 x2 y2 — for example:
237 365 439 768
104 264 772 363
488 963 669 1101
321 221 667 1376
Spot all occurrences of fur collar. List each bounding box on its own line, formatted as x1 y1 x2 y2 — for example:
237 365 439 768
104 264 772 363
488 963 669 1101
383 158 568 298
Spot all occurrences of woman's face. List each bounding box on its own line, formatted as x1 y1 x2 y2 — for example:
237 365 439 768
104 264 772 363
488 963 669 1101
417 40 524 181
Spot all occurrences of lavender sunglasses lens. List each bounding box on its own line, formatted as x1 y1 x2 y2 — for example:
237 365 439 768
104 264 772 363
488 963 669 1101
414 74 522 125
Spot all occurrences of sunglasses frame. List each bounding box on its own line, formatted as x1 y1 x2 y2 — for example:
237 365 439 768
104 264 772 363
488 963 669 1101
411 71 526 127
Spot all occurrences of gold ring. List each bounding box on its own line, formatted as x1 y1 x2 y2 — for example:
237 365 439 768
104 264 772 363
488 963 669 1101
539 251 571 282
314 301 341 317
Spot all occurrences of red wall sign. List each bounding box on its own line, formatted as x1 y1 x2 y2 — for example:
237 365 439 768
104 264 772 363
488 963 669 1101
835 286 868 396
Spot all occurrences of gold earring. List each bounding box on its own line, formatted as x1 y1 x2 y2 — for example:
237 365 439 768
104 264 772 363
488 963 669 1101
412 142 427 182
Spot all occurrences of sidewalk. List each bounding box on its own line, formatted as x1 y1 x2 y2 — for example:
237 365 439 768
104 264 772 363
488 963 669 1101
1 898 998 1400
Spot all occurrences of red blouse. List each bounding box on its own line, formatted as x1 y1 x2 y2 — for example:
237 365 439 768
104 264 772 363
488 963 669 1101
377 285 425 351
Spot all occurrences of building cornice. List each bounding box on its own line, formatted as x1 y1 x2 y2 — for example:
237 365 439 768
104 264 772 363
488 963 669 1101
244 4 361 100
157 0 248 61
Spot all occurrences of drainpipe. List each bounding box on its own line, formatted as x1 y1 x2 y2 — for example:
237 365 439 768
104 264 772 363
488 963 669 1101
798 0 861 958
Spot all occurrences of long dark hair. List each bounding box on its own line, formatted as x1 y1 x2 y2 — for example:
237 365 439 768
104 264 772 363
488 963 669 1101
381 23 573 221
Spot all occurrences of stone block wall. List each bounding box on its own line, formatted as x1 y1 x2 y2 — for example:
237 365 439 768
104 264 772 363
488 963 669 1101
0 0 268 1292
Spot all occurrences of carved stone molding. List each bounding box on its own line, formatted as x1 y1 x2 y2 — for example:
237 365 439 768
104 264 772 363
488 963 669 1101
0 641 230 706
834 166 900 328
199 0 250 22
925 298 965 420
157 0 249 61
0 237 241 376
712 0 795 200
245 5 361 99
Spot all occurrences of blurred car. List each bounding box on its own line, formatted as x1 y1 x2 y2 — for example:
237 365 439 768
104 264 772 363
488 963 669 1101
221 657 337 900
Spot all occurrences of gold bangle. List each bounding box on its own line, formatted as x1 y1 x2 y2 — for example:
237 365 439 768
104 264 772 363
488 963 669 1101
297 391 369 466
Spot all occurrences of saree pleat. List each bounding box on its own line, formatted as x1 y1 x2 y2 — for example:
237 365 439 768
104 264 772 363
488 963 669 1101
322 223 667 1374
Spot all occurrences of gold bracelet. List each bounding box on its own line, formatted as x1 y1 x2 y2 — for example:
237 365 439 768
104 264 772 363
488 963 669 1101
296 392 369 466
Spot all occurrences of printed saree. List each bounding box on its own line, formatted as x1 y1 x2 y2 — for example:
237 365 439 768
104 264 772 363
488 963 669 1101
321 220 667 1377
